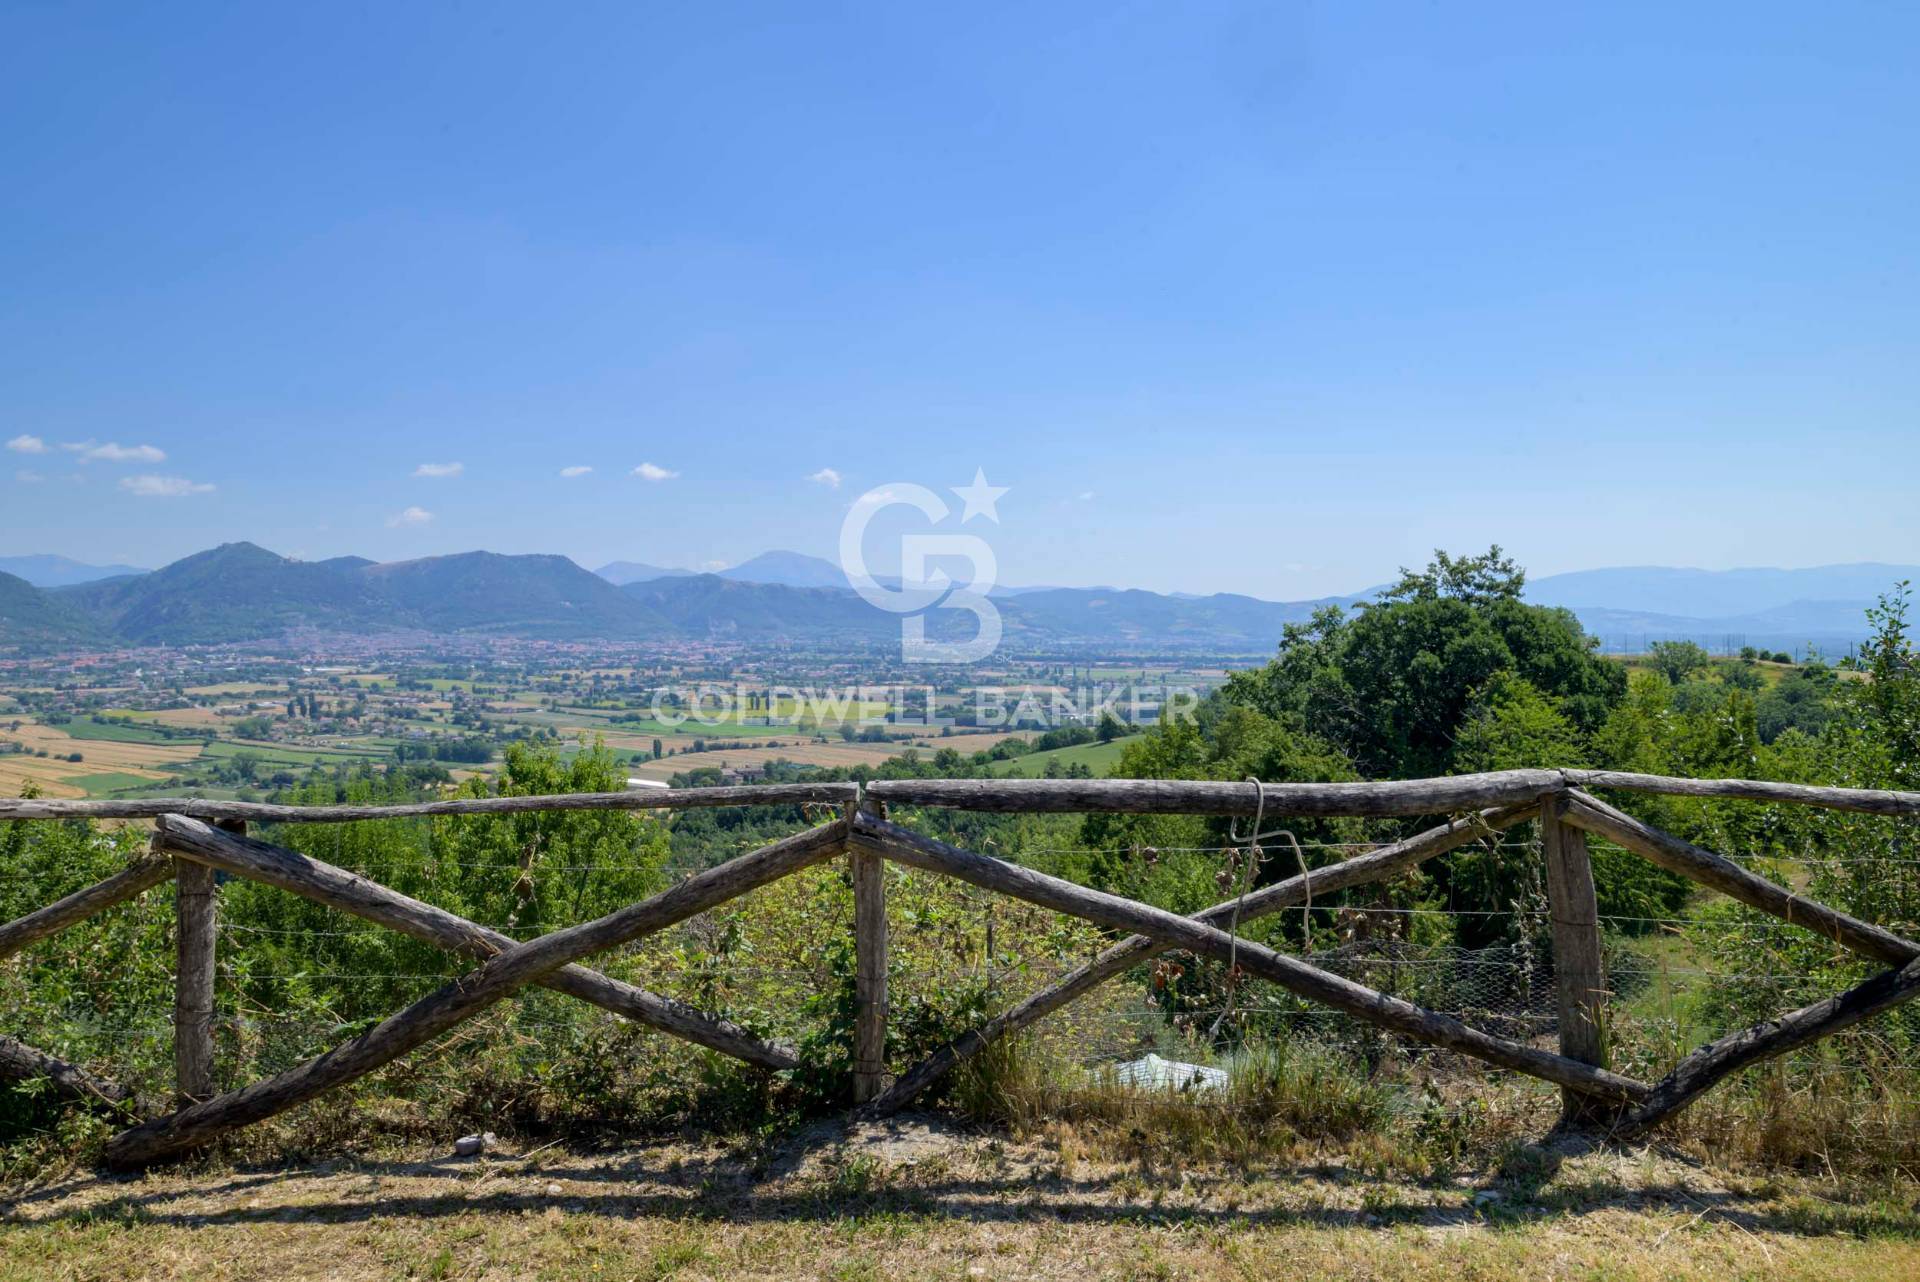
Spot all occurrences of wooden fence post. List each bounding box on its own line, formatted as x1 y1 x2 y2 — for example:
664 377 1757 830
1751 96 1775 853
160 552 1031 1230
851 798 889 1103
173 818 231 1105
1541 794 1609 1124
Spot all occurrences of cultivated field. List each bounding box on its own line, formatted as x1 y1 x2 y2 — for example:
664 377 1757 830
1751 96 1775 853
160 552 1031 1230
0 720 203 797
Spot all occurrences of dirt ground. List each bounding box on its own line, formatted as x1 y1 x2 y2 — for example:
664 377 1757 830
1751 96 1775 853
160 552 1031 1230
2 1118 1916 1280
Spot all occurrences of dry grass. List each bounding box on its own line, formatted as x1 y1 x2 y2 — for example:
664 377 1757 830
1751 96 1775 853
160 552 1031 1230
2 1121 1915 1280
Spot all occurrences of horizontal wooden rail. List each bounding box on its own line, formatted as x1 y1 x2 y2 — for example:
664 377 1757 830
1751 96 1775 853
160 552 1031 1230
0 855 175 962
848 811 1650 1105
8 771 1914 827
0 783 858 824
1564 770 1920 817
864 802 1539 1117
865 770 1565 816
105 817 848 1167
1562 791 1920 967
154 814 799 1071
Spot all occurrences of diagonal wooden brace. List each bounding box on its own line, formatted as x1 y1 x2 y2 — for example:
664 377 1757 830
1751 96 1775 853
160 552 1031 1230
105 816 848 1168
1618 953 1920 1138
154 814 801 1072
0 855 174 962
1562 790 1920 966
864 803 1538 1117
848 811 1649 1107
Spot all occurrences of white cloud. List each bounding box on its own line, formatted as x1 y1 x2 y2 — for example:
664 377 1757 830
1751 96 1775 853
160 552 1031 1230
413 461 464 478
387 505 433 527
807 467 843 489
66 441 166 463
632 462 678 482
15 469 44 483
1078 491 1095 501
559 465 593 478
5 434 47 454
121 474 214 497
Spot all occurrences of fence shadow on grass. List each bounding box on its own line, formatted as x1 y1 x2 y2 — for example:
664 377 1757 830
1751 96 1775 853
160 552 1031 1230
7 1122 1914 1242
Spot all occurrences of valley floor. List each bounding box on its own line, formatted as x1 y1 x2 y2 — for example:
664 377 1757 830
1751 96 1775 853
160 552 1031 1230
3 1118 1916 1281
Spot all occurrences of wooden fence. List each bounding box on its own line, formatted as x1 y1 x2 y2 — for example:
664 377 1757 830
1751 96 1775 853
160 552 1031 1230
2 767 1918 1169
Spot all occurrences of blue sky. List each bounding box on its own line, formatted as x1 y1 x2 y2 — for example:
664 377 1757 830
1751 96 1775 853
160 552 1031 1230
2 2 1916 598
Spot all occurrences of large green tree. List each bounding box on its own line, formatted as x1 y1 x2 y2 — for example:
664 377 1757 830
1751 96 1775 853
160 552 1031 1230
1223 547 1624 779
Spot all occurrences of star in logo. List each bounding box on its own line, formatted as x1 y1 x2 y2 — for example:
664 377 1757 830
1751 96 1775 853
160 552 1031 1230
951 468 1009 524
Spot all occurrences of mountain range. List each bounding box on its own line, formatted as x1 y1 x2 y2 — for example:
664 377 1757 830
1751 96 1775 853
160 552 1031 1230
0 554 150 587
0 543 1911 653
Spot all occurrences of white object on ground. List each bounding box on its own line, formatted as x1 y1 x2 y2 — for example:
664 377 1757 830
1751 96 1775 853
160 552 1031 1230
1110 1053 1228 1093
453 1131 497 1157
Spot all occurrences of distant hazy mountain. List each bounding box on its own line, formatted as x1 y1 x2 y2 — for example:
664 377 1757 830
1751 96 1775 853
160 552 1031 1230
1527 564 1919 618
624 574 899 639
629 577 1364 646
595 560 696 586
998 588 1354 646
0 553 149 587
716 550 850 589
1527 563 1916 652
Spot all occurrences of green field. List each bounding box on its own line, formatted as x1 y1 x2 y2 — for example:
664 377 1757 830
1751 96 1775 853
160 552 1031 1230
202 740 389 767
70 771 167 795
985 736 1137 777
59 716 199 745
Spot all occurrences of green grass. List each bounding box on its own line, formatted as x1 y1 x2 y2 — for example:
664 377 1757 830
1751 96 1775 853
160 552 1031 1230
985 736 1136 777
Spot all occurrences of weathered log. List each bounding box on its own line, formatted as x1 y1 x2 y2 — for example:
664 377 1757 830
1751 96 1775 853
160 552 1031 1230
1618 954 1920 1138
153 814 798 1070
1562 790 1920 966
0 782 858 824
851 798 889 1103
0 855 174 962
104 817 847 1168
864 803 1537 1117
0 1034 135 1110
1564 770 1920 817
1541 797 1610 1125
848 812 1648 1105
864 770 1566 816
